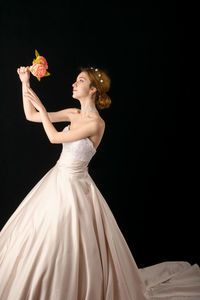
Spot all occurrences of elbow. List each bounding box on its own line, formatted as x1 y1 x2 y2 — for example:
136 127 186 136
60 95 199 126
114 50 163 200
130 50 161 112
25 114 32 121
26 116 33 122
49 138 55 144
25 113 34 122
49 137 62 144
49 132 62 144
49 136 57 144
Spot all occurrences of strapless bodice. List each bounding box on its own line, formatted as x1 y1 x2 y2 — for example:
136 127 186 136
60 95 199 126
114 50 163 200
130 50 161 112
56 125 96 172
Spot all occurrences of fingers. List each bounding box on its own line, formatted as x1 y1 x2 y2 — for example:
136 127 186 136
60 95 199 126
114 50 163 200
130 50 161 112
17 66 30 73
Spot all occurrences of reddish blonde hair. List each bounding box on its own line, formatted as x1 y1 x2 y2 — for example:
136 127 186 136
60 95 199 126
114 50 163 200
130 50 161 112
80 67 111 110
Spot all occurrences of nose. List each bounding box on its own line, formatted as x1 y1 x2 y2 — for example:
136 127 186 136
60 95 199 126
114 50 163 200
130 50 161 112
72 81 77 87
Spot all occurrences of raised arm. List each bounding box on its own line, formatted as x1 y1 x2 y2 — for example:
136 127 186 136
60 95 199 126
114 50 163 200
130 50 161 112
24 88 105 147
17 66 75 123
17 66 38 121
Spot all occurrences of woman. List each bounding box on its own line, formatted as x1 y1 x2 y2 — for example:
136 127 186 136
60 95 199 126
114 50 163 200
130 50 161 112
0 66 200 300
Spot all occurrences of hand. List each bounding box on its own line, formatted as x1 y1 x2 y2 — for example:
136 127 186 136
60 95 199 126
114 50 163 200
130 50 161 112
17 66 30 83
24 88 46 113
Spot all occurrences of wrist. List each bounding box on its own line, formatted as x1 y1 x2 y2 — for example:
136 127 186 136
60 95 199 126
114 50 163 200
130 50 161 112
40 106 47 114
22 81 30 88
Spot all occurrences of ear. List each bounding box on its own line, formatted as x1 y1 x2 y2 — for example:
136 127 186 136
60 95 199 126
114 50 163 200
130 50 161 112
90 86 97 95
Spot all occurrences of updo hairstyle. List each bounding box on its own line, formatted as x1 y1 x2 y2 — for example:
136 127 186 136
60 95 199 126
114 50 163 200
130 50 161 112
80 67 111 110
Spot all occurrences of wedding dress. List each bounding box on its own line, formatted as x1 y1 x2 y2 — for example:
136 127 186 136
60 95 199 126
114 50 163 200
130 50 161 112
0 125 200 300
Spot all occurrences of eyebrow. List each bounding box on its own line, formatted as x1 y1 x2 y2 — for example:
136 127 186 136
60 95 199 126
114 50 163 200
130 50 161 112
77 76 86 80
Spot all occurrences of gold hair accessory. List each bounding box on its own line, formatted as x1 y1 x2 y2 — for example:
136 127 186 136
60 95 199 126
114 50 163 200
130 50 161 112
90 67 104 83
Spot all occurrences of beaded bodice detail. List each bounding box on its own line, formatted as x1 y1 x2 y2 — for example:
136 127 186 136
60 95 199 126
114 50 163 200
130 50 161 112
60 125 96 163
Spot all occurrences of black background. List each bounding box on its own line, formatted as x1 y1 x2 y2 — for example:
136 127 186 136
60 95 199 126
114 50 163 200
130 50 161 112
0 1 199 267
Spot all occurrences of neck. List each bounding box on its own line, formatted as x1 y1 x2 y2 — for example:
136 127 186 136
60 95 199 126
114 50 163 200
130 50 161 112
80 98 98 115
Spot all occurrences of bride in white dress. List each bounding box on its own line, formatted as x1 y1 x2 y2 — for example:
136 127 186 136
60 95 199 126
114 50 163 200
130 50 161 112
0 66 199 299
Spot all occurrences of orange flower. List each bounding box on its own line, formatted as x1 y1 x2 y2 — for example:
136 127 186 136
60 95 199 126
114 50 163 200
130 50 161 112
29 63 47 78
29 50 50 81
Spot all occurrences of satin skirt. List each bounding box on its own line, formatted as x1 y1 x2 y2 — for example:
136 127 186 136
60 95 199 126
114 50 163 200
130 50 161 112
0 156 200 299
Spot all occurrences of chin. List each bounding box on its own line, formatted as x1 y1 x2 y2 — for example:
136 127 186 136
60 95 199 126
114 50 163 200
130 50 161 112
72 94 79 101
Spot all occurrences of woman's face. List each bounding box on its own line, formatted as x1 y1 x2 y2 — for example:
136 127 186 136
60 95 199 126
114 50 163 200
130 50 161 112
72 71 95 100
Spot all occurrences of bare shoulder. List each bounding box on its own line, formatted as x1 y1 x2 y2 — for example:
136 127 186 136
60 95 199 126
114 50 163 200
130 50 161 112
66 108 81 121
67 108 80 114
91 116 105 147
89 115 105 133
98 116 105 130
